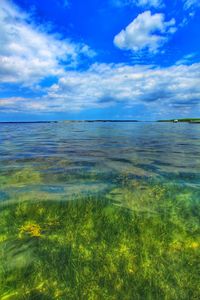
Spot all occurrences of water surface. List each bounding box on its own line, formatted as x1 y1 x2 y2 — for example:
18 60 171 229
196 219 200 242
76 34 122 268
0 122 199 299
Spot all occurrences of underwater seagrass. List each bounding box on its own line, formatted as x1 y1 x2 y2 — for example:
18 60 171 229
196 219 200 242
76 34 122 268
0 122 200 299
0 171 199 299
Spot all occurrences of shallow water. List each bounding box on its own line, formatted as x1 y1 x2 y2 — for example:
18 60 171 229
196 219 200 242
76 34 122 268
0 122 199 299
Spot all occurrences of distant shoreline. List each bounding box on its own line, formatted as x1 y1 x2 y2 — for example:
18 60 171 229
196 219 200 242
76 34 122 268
157 118 200 123
0 119 199 124
0 120 139 124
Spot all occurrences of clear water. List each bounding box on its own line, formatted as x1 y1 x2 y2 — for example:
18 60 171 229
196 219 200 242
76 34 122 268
0 122 199 299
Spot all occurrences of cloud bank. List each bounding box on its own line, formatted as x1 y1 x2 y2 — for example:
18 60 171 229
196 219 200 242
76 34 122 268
1 62 199 118
0 0 94 85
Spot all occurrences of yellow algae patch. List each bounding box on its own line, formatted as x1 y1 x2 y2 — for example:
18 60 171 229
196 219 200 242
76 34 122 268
18 222 42 238
170 240 199 252
187 241 199 250
190 242 198 249
0 234 7 243
118 244 130 256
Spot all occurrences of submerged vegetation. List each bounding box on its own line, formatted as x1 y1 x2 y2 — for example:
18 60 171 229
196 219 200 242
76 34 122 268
0 167 199 300
0 122 200 299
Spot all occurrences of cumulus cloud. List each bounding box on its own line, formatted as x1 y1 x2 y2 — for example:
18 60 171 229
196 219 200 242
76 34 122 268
1 62 199 117
114 11 176 53
0 0 94 85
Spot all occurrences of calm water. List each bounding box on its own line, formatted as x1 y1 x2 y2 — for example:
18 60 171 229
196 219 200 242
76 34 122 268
0 122 199 299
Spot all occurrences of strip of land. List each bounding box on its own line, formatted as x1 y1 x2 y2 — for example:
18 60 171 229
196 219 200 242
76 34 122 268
157 118 200 123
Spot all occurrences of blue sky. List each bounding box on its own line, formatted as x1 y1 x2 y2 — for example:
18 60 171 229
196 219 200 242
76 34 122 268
0 0 200 121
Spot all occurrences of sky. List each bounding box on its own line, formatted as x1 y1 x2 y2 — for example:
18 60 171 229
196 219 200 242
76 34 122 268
0 0 200 121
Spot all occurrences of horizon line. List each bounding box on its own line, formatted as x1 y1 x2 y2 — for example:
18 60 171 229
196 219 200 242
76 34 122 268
0 118 199 124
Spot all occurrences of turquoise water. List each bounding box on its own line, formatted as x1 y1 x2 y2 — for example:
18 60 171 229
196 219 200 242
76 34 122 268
0 122 199 299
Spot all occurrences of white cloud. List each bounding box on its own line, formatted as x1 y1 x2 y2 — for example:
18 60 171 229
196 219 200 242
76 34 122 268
183 0 200 10
1 62 199 117
136 0 163 7
115 0 200 10
112 0 164 8
0 1 199 119
114 11 176 53
47 63 200 112
0 0 94 85
175 53 197 65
